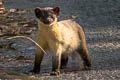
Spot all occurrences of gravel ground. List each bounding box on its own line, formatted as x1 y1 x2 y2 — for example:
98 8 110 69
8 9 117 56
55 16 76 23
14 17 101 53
0 0 120 79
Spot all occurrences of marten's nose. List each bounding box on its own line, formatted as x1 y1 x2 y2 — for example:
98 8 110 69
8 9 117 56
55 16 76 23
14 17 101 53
43 20 51 24
43 18 53 24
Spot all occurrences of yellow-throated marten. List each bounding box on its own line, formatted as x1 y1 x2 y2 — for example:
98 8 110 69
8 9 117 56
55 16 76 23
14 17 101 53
32 7 91 75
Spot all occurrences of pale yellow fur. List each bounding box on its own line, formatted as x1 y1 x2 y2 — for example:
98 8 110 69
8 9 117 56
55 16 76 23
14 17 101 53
37 19 81 55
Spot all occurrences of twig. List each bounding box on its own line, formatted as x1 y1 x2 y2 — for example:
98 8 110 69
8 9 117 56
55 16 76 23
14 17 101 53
7 36 47 54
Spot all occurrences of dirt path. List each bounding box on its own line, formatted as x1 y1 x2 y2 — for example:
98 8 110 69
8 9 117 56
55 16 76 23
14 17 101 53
0 0 120 79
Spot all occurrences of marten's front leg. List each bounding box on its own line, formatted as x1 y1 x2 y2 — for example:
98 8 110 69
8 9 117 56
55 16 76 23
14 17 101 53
33 46 44 74
50 44 62 76
31 38 46 74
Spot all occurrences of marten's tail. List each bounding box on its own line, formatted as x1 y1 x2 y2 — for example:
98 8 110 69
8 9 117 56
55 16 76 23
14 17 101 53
71 15 77 20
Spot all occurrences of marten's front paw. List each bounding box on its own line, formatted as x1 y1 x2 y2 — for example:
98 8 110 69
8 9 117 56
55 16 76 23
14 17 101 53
50 71 60 76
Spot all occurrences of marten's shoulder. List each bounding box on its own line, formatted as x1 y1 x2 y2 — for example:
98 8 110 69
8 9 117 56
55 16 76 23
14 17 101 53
58 19 81 31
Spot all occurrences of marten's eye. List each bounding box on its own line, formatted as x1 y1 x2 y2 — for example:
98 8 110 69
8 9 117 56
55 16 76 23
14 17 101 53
39 11 43 17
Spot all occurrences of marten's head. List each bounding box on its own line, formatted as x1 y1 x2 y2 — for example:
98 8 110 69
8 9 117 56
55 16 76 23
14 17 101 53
35 7 60 26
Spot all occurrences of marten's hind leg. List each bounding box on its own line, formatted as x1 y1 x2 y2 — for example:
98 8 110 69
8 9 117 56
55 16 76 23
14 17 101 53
77 26 91 70
77 48 91 70
61 54 68 69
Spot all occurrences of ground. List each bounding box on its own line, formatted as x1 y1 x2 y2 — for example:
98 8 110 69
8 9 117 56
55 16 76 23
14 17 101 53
0 0 120 80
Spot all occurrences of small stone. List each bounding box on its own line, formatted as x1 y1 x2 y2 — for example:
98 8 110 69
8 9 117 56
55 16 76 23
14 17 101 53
9 9 17 13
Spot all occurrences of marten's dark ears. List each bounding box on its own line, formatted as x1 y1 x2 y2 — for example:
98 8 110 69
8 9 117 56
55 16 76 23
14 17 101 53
35 7 41 18
52 7 60 16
